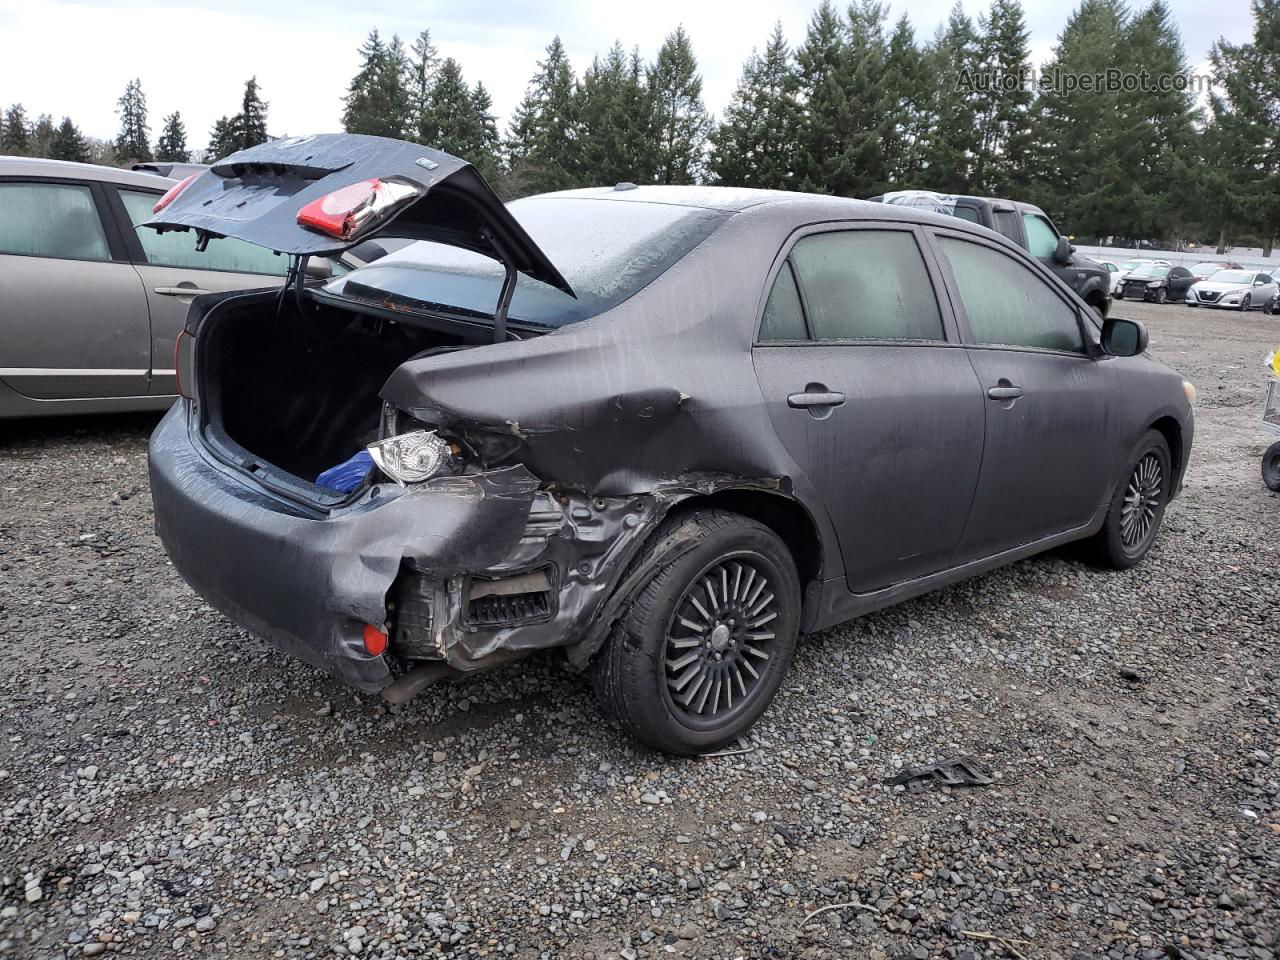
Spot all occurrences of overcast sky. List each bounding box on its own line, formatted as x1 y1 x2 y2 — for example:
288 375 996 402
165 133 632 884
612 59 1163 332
0 0 1256 152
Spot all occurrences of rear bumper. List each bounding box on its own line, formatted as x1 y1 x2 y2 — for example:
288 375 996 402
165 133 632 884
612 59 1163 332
148 404 541 692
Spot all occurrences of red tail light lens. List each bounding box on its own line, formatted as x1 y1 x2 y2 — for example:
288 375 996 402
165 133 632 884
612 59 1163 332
174 330 195 399
362 624 389 656
296 177 424 242
153 173 198 214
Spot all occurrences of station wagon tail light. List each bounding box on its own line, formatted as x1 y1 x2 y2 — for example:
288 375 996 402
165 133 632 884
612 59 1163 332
152 174 198 214
296 177 424 242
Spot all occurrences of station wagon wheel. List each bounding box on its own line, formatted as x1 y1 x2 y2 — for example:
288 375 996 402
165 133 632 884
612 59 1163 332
661 556 779 729
591 509 800 755
1084 429 1172 570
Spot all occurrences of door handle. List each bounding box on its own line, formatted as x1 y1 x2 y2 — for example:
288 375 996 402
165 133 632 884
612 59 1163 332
154 285 212 297
787 390 846 409
987 384 1024 400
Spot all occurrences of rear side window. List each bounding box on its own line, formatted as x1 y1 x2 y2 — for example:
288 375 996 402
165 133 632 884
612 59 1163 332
0 182 110 261
119 189 292 275
1022 214 1060 259
789 230 944 341
759 261 807 340
937 237 1085 353
994 210 1020 242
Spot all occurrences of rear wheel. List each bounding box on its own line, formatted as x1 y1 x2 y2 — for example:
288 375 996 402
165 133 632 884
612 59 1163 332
1084 429 1172 570
591 509 800 755
1263 441 1280 492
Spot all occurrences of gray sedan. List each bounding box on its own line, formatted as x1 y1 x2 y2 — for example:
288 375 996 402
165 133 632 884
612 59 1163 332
0 157 348 418
147 135 1196 755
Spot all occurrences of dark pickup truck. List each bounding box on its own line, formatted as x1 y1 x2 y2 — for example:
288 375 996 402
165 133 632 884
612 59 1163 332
872 191 1112 317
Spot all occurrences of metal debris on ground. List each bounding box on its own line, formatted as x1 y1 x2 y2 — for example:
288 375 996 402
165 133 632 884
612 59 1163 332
885 755 994 793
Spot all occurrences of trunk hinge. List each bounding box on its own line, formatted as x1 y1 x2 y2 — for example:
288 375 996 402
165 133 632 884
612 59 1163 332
481 226 517 344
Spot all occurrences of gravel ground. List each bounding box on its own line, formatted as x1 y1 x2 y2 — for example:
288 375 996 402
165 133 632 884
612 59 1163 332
0 300 1277 960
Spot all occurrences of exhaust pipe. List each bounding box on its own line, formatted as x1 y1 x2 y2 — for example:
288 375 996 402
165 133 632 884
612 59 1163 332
382 661 458 705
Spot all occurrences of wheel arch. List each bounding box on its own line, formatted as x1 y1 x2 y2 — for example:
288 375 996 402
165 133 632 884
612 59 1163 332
1149 415 1185 491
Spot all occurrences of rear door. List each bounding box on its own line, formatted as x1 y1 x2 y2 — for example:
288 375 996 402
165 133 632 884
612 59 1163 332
107 185 294 396
751 223 986 593
928 228 1120 560
0 178 151 399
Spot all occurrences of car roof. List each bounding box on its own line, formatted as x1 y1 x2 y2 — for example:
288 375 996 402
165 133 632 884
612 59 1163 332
0 155 176 188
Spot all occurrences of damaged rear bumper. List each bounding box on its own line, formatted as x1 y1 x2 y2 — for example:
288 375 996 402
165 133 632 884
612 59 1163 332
148 405 660 692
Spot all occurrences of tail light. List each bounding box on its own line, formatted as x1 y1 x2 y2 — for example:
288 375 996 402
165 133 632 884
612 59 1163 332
152 174 198 214
174 330 195 399
296 177 424 242
362 624 389 656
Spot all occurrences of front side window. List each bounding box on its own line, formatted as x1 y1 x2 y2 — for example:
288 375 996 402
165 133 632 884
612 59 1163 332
937 237 1085 353
788 230 944 341
120 189 292 275
758 261 807 340
0 182 110 261
1022 213 1060 259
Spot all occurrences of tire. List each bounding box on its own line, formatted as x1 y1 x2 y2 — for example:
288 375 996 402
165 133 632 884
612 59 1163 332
1242 295 1251 311
1115 290 1124 300
1155 288 1167 304
1083 429 1172 570
1263 441 1280 492
590 509 801 755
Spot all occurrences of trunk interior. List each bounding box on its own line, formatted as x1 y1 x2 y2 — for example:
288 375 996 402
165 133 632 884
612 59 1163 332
199 296 470 487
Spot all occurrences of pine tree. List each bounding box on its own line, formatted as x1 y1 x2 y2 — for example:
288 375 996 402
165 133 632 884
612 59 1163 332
155 111 189 162
408 29 440 137
115 78 151 162
972 0 1034 195
506 36 582 195
840 0 893 196
579 42 657 185
1 104 29 155
30 114 54 158
919 5 981 192
206 116 237 161
420 58 485 160
648 26 713 185
49 117 89 163
792 2 855 194
343 29 411 138
710 23 798 189
879 16 932 187
471 81 501 177
237 76 270 148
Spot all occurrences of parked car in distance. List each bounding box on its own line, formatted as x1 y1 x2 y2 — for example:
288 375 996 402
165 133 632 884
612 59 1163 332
1188 260 1241 281
1119 264 1195 304
0 157 361 418
871 190 1113 317
146 135 1195 755
1186 269 1278 310
1113 258 1172 298
1099 260 1122 294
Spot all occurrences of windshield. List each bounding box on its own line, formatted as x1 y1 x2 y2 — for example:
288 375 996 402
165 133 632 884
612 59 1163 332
1191 262 1223 274
1210 270 1253 284
323 196 731 329
1130 265 1169 279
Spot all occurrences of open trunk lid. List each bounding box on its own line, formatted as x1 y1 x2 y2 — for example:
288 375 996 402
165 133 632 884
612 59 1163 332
144 133 573 296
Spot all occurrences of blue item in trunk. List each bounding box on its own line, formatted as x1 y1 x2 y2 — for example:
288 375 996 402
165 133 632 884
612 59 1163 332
316 450 374 493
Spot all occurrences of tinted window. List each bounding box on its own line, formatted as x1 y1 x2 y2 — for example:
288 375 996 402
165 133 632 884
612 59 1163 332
952 206 981 224
788 230 943 341
120 189 292 275
1022 214 1059 259
994 211 1020 242
758 261 807 340
327 196 730 329
938 237 1085 353
1258 274 1272 284
0 182 109 261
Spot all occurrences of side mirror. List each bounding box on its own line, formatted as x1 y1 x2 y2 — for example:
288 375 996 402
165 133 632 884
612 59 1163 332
1101 317 1148 357
304 258 334 280
1254 278 1266 286
1053 235 1073 265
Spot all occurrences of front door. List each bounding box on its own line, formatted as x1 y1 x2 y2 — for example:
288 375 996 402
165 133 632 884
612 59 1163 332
751 224 986 593
0 179 151 399
929 230 1121 560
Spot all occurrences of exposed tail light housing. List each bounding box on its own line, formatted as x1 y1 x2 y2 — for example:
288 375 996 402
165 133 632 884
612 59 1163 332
152 173 198 214
296 177 424 243
362 623 389 656
174 329 195 399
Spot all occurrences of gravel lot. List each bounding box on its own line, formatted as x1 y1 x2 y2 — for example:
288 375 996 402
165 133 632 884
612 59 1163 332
1 300 1277 960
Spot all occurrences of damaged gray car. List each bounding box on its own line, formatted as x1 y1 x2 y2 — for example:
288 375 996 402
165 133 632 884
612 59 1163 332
146 134 1194 754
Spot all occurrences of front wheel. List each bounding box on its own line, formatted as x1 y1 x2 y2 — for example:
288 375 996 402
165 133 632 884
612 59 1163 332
1155 288 1167 304
1242 295 1252 311
1083 429 1172 570
591 509 800 755
1263 441 1280 492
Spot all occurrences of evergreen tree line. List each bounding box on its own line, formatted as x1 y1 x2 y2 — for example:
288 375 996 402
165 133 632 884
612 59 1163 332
3 0 1276 248
2 75 270 167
